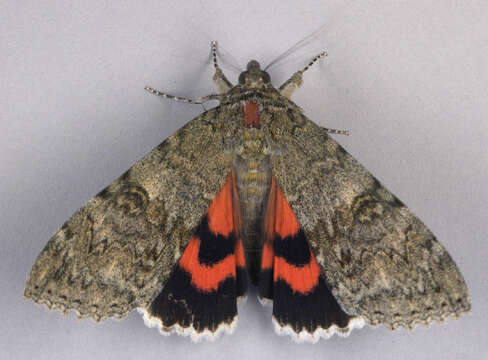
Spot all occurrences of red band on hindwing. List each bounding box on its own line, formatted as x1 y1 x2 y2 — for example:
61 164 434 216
235 239 246 268
258 177 356 336
207 174 237 237
260 242 274 271
273 252 321 294
179 172 245 292
147 173 247 334
273 180 299 239
179 236 236 292
260 177 319 295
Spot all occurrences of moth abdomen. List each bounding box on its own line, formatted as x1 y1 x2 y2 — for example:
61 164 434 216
234 127 272 284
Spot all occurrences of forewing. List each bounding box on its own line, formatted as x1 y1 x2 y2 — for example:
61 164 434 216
266 108 470 329
24 107 240 321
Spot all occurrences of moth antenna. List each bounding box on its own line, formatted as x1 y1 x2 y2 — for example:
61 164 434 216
278 51 328 99
216 43 244 73
211 40 221 72
265 23 329 71
301 51 328 74
144 86 222 104
324 127 350 136
211 41 234 94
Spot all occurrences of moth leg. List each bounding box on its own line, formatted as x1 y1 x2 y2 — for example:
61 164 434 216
211 40 233 94
144 86 222 105
278 51 327 99
323 127 350 136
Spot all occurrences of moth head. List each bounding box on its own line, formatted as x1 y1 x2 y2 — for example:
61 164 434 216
239 60 271 87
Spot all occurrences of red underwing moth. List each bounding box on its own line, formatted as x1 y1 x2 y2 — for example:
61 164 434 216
24 41 470 343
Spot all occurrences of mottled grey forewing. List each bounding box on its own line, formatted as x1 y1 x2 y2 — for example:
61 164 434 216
24 107 239 321
266 108 470 329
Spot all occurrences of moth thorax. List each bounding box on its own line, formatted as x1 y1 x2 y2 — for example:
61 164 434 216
240 128 270 157
242 101 261 128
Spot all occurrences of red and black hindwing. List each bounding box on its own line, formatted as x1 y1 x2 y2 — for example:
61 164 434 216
146 173 247 337
259 177 358 338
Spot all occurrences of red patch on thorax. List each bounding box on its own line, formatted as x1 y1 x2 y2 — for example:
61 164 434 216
242 101 261 128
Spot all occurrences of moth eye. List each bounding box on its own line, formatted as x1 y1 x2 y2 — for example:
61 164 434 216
238 72 247 84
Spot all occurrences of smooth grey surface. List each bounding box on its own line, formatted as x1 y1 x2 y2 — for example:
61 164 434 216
1 1 486 359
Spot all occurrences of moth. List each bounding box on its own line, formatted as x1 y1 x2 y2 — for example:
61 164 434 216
25 41 470 343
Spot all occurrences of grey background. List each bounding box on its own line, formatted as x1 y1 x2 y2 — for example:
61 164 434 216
2 1 487 359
